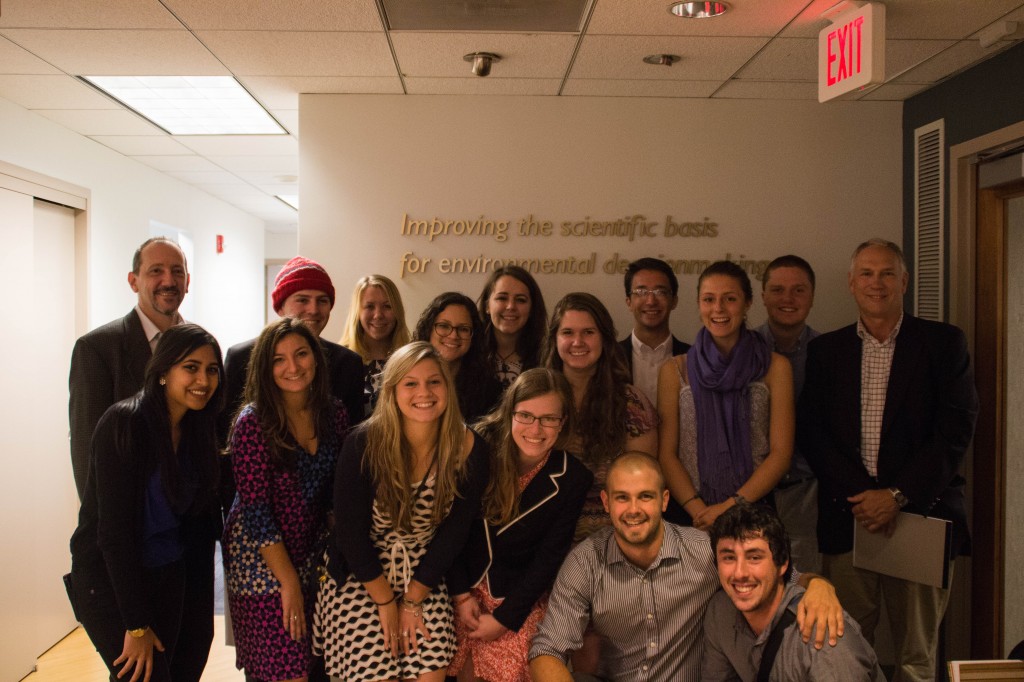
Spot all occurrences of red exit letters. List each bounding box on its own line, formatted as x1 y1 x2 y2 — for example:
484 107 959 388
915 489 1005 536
827 16 865 86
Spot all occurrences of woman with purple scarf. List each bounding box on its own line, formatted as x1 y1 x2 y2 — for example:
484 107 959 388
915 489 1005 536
656 260 793 531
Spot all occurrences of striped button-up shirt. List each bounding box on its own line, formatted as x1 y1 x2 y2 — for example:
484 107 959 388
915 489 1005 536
530 523 720 681
857 314 902 477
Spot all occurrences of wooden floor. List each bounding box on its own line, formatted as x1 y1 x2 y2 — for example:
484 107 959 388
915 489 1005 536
22 616 244 681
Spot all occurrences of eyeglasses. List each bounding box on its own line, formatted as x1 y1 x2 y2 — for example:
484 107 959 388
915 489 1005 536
630 287 672 299
433 321 473 339
513 411 564 428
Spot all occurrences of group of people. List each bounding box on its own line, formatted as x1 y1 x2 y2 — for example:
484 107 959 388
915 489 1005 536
65 236 977 682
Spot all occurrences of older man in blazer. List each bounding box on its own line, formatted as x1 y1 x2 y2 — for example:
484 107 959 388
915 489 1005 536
799 239 978 682
68 236 217 681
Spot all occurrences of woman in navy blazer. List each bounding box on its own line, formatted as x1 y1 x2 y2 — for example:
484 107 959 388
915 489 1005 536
447 368 593 682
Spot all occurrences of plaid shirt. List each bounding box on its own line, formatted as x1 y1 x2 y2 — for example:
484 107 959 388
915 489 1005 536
857 314 903 477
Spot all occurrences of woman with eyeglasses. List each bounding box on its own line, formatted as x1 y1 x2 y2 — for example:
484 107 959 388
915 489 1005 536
68 324 223 682
413 292 502 422
544 292 658 543
339 274 411 416
313 342 490 682
446 369 591 682
476 266 548 390
656 260 793 532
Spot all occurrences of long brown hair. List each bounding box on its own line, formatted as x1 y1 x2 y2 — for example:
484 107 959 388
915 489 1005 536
475 368 573 526
544 292 631 467
237 318 332 469
363 341 468 530
477 265 548 370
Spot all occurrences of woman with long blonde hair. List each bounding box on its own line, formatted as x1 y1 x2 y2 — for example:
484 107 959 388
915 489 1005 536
339 274 410 416
314 342 490 682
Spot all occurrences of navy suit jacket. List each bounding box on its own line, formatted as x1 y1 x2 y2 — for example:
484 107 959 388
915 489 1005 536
446 450 592 631
618 333 691 377
68 310 151 500
798 314 979 556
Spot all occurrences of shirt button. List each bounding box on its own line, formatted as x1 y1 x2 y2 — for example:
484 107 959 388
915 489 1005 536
647 613 653 619
649 642 656 647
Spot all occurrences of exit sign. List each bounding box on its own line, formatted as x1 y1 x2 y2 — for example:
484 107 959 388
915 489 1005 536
818 2 885 102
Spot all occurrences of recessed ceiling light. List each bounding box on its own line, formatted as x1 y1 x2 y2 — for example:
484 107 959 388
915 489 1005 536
80 76 285 135
276 195 299 210
669 2 729 19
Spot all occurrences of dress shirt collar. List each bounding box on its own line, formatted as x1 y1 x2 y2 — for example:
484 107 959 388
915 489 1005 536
604 521 681 572
856 312 903 346
135 305 184 352
631 331 671 355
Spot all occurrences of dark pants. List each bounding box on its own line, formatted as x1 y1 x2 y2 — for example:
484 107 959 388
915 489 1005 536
170 536 216 682
71 561 185 682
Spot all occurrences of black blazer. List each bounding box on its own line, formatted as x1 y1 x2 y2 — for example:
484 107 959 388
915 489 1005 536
618 334 691 376
798 314 979 555
69 310 151 500
447 450 593 631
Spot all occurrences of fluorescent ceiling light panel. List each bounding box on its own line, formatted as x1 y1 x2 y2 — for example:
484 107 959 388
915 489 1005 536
81 76 285 135
276 195 299 210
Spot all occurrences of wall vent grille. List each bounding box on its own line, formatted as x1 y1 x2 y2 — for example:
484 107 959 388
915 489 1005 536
914 120 945 321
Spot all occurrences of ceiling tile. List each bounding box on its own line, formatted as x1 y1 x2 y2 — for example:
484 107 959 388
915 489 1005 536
164 0 383 31
239 75 403 109
571 35 769 80
561 79 719 97
206 155 299 173
0 74 121 109
269 109 298 135
132 155 223 172
713 80 818 99
858 82 933 101
0 0 181 29
783 0 1024 39
892 40 1003 83
89 135 194 155
885 39 958 77
165 170 250 184
234 170 300 185
404 77 561 95
391 32 577 78
0 29 228 75
196 30 395 76
0 36 62 74
194 183 266 198
733 38 815 81
33 108 164 135
588 0 811 37
173 135 297 156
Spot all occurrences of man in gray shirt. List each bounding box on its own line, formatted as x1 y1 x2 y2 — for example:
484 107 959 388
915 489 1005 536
703 503 883 681
529 453 845 682
756 255 820 573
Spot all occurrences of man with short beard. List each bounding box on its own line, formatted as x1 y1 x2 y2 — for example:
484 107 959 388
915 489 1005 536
528 453 845 682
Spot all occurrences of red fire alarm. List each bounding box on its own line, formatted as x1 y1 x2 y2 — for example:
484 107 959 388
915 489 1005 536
216 234 224 253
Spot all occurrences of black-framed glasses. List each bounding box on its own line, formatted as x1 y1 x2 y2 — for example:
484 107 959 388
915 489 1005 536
433 321 473 339
512 411 563 428
630 287 672 299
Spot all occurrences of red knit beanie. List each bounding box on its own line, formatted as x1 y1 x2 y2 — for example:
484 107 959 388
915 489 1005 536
272 256 336 312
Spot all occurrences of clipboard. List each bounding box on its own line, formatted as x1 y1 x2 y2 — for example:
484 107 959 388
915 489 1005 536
853 512 952 588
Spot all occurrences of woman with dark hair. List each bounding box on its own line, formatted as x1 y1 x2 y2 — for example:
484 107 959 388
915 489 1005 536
414 292 502 422
313 341 489 682
476 266 548 389
447 368 591 682
223 317 349 682
544 292 657 542
657 260 793 531
340 274 411 416
68 323 224 682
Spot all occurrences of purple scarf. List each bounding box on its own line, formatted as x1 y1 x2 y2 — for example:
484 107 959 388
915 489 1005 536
687 326 771 504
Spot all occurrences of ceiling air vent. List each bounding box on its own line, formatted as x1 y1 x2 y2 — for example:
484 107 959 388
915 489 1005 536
379 0 591 32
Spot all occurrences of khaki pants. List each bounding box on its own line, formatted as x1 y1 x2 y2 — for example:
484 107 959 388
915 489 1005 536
823 551 952 682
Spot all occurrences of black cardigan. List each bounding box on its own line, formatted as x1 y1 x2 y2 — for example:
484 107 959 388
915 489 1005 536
446 450 593 631
327 425 490 588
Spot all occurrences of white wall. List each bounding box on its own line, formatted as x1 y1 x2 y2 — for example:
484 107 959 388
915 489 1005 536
0 96 267 350
299 95 902 345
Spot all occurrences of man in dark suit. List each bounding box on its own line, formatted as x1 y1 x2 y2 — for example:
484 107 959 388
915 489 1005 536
69 237 189 499
799 239 978 682
617 257 690 409
69 237 217 681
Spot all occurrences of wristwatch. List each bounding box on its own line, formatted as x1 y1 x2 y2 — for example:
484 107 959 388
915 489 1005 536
128 627 148 638
889 487 909 509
